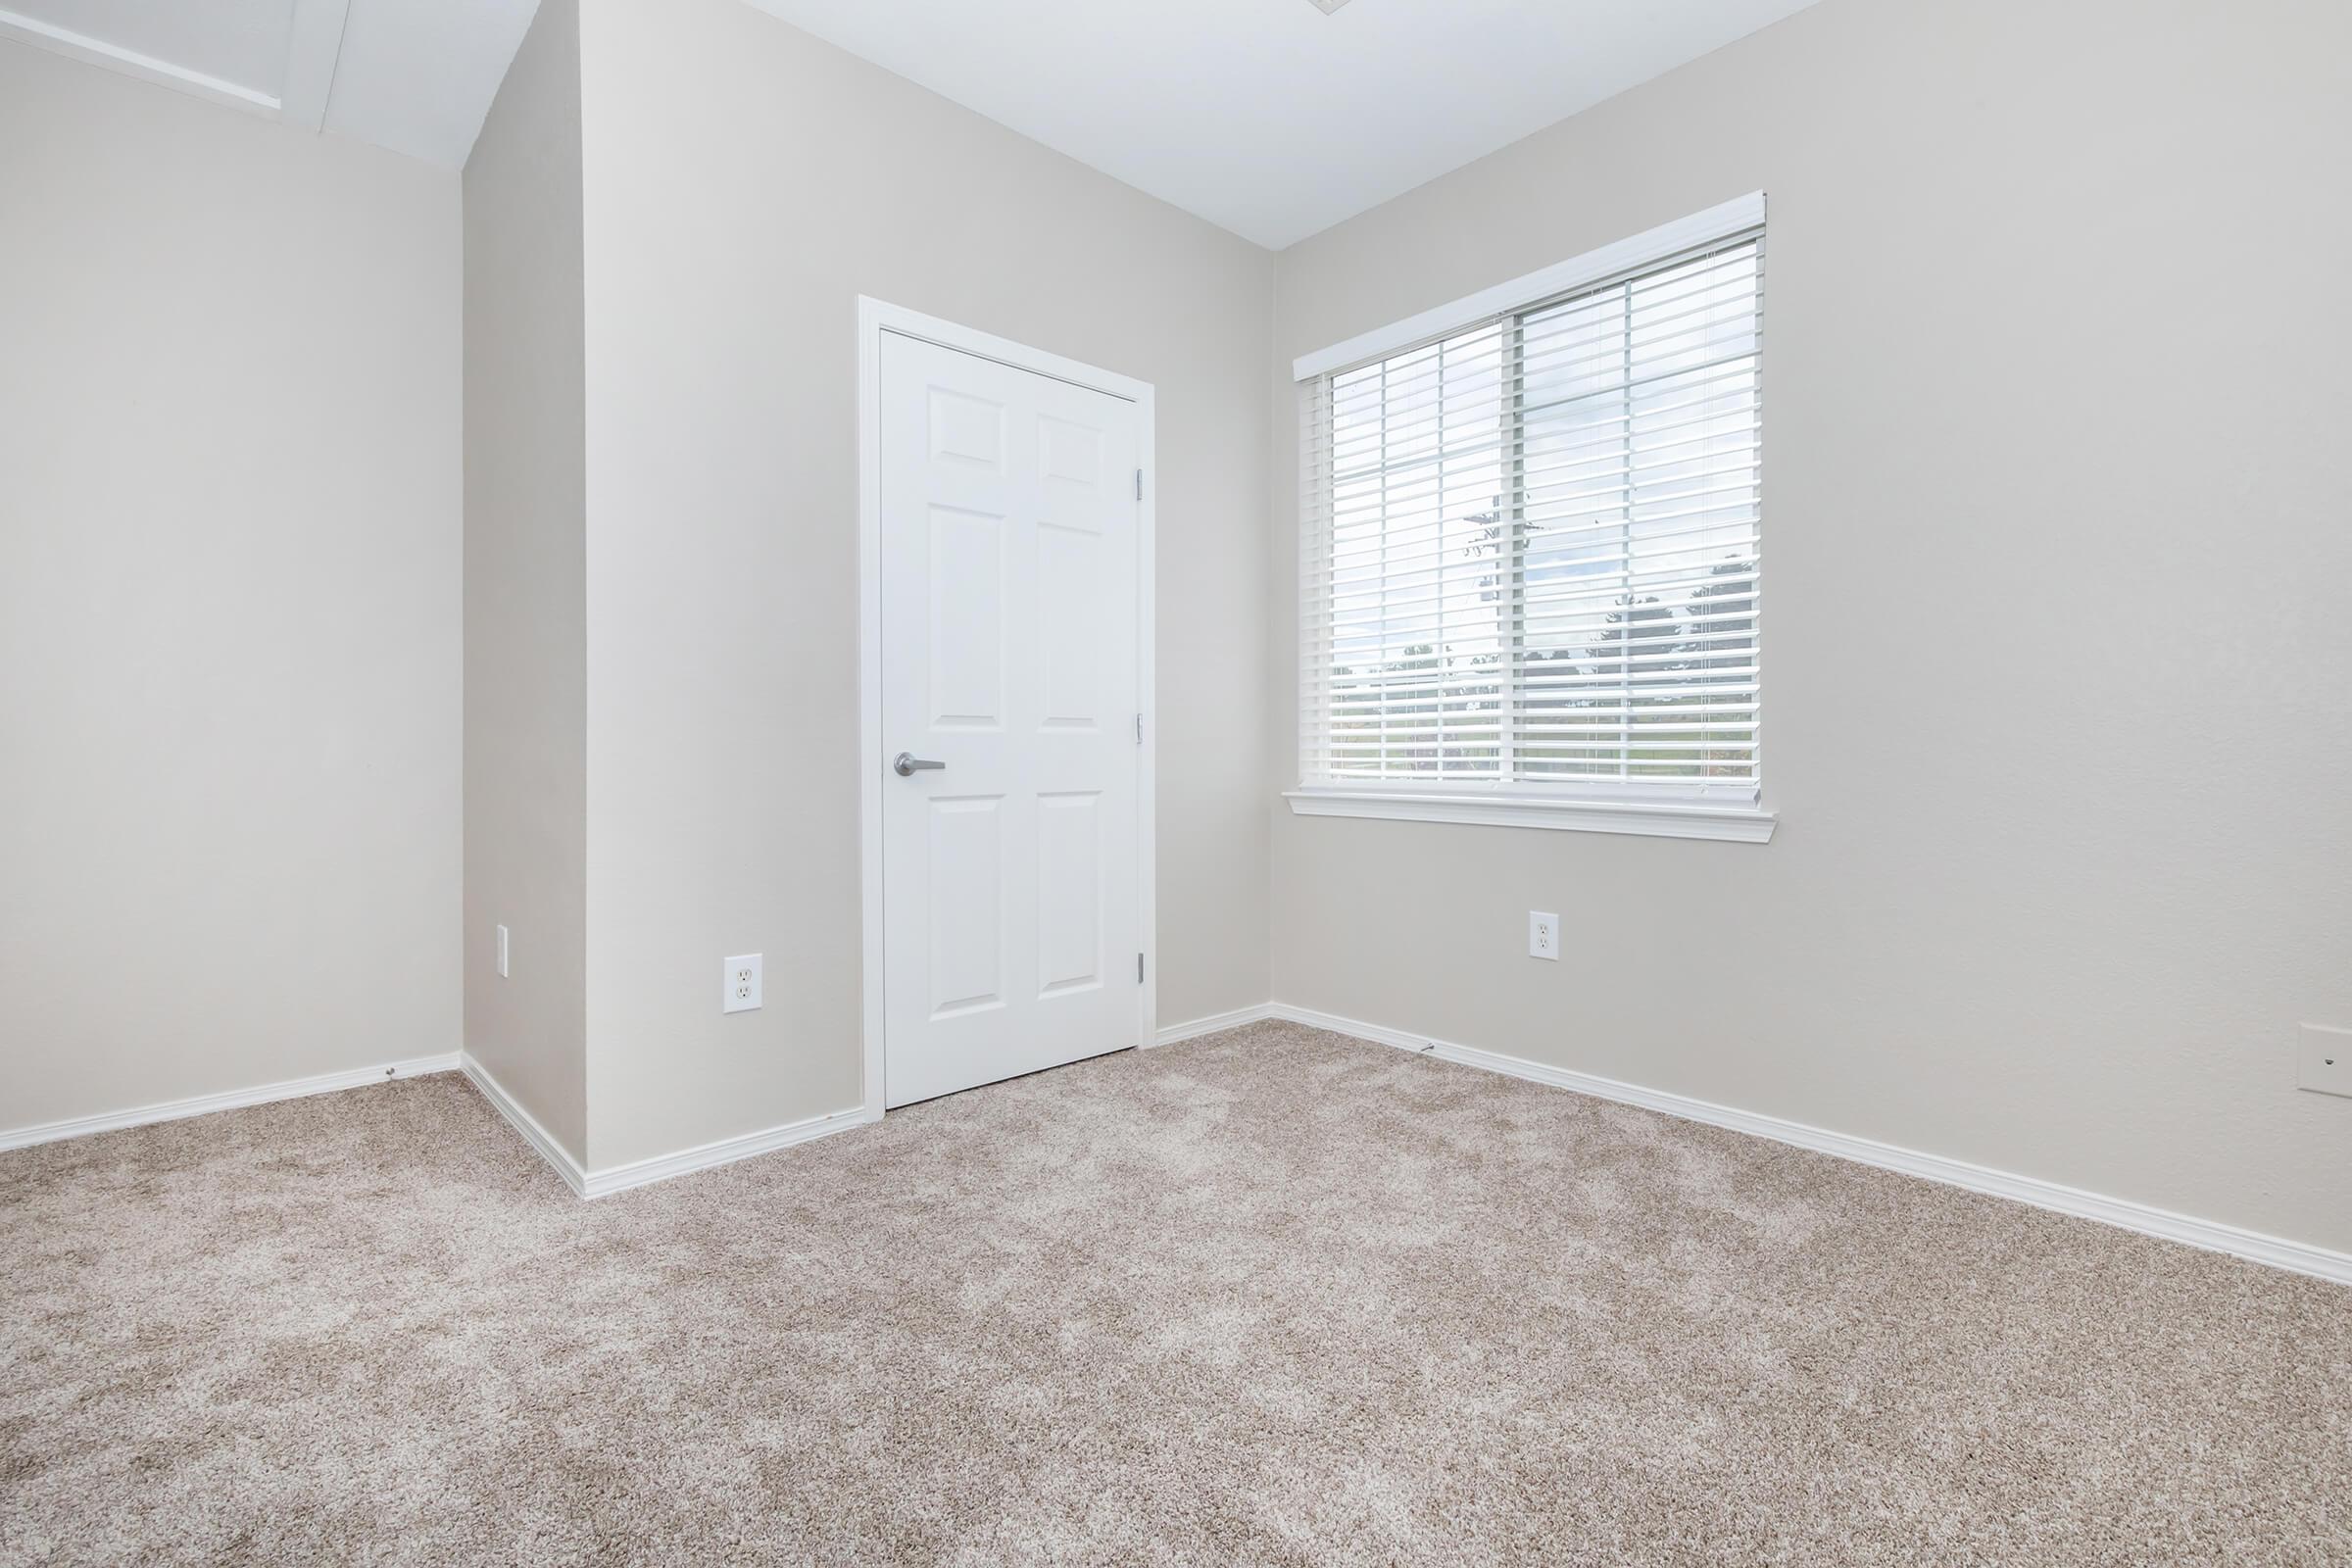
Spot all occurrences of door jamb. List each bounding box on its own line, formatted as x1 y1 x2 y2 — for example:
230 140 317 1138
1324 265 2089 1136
855 296 1158 1121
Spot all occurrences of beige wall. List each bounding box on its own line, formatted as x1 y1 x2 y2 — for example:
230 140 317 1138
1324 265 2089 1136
1268 0 2352 1251
15 0 2336 1260
463 0 590 1162
573 0 1276 1167
0 42 462 1129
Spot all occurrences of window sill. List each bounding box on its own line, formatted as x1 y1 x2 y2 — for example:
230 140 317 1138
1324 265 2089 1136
1282 789 1777 844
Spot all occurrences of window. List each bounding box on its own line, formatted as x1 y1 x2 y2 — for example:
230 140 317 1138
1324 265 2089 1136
1291 198 1773 842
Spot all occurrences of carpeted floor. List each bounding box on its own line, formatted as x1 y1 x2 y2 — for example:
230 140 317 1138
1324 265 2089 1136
3 1020 2348 1566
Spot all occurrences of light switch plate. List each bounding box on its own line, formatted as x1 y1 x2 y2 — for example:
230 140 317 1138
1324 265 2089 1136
724 954 762 1014
2298 1023 2351 1099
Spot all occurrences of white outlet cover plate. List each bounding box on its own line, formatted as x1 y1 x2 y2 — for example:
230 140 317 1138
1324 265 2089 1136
1529 911 1560 961
724 954 763 1014
2298 1023 2351 1099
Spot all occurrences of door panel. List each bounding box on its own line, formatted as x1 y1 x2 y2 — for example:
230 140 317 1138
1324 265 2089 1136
1036 790 1102 996
881 331 1141 1108
1037 522 1105 728
924 794 1004 1018
927 506 1005 728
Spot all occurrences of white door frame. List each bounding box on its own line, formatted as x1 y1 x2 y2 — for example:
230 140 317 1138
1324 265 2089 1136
855 296 1157 1120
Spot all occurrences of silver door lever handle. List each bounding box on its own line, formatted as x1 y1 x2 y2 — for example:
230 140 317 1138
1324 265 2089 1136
893 753 946 777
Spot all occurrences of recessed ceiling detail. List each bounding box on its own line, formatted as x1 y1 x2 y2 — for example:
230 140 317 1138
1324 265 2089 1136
747 0 1821 248
0 0 537 168
2 0 1822 232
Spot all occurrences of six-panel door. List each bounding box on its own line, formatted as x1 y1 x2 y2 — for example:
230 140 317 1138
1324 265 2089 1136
879 331 1142 1108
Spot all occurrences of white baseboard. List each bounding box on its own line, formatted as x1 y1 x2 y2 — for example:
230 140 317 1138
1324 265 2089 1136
577 1103 881 1199
1181 1003 2352 1288
458 1051 880 1200
0 1053 462 1152
21 1012 2338 1287
459 1053 591 1197
1151 1003 1280 1048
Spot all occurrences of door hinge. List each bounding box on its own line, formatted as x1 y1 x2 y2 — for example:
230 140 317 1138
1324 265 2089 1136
1137 952 1145 984
1134 711 1143 745
1135 468 1144 502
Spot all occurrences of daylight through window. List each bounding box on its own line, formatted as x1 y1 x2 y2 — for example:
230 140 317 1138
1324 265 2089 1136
1298 226 1764 807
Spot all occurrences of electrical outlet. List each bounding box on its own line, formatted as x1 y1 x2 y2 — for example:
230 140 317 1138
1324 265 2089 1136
1528 911 1560 961
2298 1023 2351 1099
723 954 762 1014
496 924 510 979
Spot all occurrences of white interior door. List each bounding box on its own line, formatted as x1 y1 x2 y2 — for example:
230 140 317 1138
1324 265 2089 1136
879 329 1143 1108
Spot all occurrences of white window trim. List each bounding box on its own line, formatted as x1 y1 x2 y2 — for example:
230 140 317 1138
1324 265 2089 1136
1289 192 1774 846
1284 788 1775 843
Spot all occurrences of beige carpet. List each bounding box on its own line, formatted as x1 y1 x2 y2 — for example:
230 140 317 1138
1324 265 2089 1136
4 1020 2347 1565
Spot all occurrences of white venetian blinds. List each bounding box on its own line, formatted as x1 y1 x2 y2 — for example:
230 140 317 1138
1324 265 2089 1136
1298 222 1765 802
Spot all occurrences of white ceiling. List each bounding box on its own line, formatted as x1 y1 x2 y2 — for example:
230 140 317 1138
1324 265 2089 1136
3 0 1819 244
0 0 537 167
745 0 1822 248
